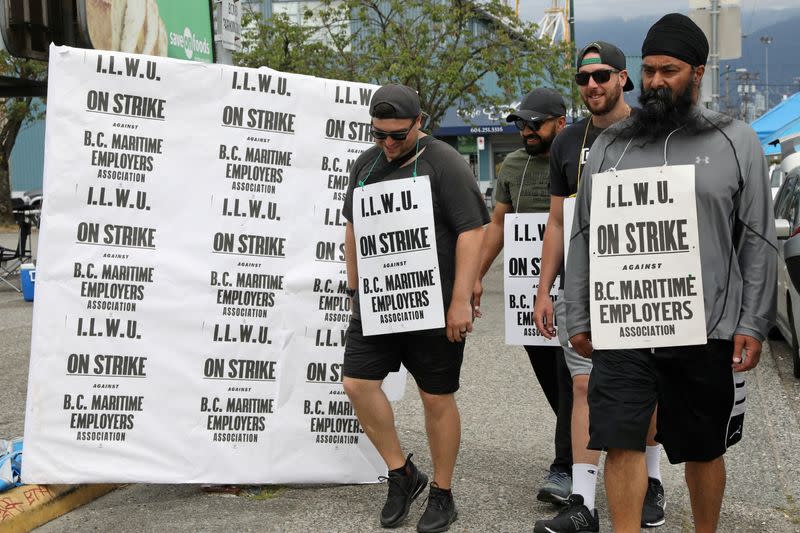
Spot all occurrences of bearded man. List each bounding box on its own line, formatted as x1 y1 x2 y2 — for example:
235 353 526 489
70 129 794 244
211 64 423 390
472 87 573 507
564 14 776 533
534 41 667 533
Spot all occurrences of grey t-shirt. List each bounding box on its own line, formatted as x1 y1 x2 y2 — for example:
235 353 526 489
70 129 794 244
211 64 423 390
564 106 777 343
343 136 490 328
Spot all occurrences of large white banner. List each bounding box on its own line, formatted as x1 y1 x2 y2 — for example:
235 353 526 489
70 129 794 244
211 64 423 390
353 177 445 335
589 165 706 349
22 46 406 484
503 213 559 346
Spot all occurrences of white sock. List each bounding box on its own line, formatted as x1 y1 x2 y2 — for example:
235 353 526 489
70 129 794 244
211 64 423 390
646 445 662 483
572 463 598 511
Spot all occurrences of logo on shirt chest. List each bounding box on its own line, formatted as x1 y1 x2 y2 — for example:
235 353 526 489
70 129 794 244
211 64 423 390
695 156 710 165
581 148 590 165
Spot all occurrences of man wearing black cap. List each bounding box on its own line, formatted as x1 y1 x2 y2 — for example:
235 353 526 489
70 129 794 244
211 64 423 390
565 14 776 533
533 41 667 532
472 87 573 505
341 83 488 532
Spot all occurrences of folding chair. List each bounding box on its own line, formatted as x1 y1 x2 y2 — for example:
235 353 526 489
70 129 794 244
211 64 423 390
0 199 34 292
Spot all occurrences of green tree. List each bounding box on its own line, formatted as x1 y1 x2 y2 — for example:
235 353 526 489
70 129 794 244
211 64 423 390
0 51 47 225
234 11 345 77
236 0 573 131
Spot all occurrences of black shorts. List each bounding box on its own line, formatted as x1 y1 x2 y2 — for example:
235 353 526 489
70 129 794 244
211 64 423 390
588 340 746 464
343 317 465 395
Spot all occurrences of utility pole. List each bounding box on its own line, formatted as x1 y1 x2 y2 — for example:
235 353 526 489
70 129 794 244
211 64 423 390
709 0 720 111
760 35 773 109
736 68 759 122
723 64 732 115
568 0 576 120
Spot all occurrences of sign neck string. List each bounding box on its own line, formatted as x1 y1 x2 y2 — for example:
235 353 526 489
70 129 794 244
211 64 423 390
662 126 684 166
609 125 685 173
514 155 532 213
358 137 421 187
575 119 592 191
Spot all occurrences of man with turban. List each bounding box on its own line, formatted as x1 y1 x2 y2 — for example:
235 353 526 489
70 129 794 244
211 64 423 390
564 13 777 533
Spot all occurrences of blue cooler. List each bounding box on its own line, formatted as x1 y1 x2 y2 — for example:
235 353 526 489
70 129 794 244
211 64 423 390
20 264 35 301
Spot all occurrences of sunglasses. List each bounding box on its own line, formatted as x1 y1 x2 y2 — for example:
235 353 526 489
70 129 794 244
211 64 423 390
514 117 552 132
371 119 416 141
575 69 619 86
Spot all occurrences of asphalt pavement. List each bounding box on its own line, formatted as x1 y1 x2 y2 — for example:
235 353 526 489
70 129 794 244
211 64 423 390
2 230 800 532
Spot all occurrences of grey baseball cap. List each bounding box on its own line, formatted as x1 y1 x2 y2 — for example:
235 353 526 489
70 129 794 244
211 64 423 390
506 88 567 123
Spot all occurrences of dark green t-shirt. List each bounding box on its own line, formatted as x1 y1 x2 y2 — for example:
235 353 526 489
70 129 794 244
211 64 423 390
495 148 551 213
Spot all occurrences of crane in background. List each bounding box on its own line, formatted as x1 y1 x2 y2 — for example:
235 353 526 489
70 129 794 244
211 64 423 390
537 0 571 44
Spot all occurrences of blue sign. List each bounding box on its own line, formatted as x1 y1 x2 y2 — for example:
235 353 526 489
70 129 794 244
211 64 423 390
433 105 516 137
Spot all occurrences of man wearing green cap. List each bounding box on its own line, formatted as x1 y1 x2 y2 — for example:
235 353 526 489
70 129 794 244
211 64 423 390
533 40 667 533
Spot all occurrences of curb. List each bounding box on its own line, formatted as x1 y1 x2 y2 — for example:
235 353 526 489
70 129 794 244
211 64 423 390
0 484 118 532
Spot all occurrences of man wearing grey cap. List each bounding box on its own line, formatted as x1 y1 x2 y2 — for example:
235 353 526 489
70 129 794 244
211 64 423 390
341 83 488 532
534 41 667 532
565 14 776 533
472 87 574 505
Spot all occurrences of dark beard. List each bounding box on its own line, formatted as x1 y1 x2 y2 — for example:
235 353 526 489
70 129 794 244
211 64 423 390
523 134 551 156
619 82 729 142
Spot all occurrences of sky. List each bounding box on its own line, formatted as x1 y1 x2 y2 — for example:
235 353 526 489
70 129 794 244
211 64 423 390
518 0 797 23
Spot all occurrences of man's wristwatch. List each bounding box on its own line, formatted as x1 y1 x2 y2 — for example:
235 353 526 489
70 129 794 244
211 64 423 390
345 287 356 297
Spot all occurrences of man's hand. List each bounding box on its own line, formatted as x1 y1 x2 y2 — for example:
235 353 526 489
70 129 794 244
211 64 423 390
533 295 556 339
472 278 483 318
732 334 762 372
570 332 593 358
447 299 473 343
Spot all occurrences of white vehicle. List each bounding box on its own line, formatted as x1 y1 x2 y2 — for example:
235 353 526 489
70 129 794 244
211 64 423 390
773 166 800 378
779 133 800 179
772 132 800 378
770 165 784 200
768 133 800 201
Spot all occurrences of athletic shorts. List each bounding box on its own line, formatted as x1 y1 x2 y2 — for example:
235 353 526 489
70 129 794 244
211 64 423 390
343 317 465 395
587 340 746 464
555 294 593 377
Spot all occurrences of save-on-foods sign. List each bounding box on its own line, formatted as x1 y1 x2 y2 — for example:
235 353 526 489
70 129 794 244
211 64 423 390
80 0 214 63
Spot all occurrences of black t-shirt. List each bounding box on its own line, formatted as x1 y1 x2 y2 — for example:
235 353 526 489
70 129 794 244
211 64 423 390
343 136 489 323
549 117 605 197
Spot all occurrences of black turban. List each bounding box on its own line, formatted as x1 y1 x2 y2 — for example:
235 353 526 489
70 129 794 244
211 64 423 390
642 13 709 67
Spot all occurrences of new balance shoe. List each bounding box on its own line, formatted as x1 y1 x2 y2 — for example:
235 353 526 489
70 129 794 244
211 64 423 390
379 453 428 528
533 494 599 533
536 470 572 505
641 477 666 528
417 482 458 533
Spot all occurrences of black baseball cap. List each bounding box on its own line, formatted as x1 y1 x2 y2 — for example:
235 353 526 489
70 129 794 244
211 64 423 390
506 88 566 123
369 83 421 118
577 41 635 92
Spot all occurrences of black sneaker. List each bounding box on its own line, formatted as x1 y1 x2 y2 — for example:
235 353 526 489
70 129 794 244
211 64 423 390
533 494 599 533
417 482 458 533
641 477 666 528
379 454 428 528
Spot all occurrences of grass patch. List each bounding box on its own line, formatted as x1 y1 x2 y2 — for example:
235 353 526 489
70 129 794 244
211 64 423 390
776 494 800 525
243 485 284 500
